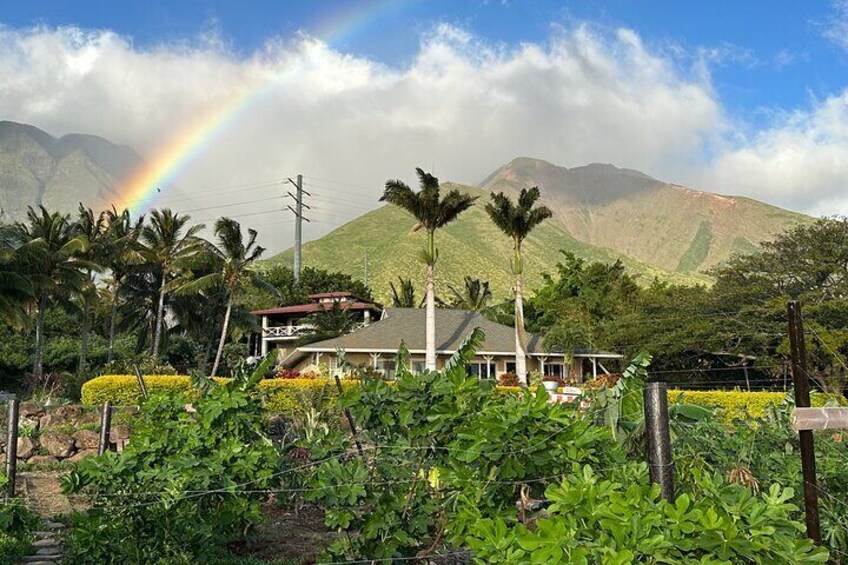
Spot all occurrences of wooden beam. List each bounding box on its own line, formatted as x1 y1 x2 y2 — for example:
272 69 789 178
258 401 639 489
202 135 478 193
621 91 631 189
792 407 848 431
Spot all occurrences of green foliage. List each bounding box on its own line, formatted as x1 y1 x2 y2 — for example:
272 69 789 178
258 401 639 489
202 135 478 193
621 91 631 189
301 330 621 559
0 499 39 565
676 219 714 273
465 463 829 564
674 402 848 559
62 358 282 564
246 264 373 311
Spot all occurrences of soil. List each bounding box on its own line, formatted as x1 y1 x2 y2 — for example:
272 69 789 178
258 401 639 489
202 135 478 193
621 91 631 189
226 503 336 564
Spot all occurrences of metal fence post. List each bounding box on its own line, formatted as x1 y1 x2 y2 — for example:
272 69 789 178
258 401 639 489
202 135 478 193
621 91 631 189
98 401 112 456
5 397 19 499
644 381 675 502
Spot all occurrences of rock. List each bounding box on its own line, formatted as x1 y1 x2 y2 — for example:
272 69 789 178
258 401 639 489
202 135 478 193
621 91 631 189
78 411 101 425
20 401 44 418
72 429 100 450
27 455 59 466
16 436 36 459
22 416 42 430
41 431 75 459
68 449 98 462
35 547 60 556
109 424 131 443
32 538 59 548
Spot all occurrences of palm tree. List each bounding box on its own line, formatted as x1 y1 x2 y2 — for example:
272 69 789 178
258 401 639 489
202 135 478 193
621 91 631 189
298 301 357 346
176 217 270 376
76 205 108 375
447 276 492 312
485 187 552 384
381 169 477 371
141 209 205 358
389 277 417 308
0 225 32 326
102 207 146 363
15 207 94 378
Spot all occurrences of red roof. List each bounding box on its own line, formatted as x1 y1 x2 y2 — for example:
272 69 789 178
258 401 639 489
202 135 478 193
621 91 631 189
252 301 381 316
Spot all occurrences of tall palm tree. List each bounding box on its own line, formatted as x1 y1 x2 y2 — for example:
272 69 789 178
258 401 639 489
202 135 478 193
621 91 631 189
141 209 205 358
447 276 492 312
176 217 270 376
15 207 94 378
485 187 552 384
76 205 108 375
102 207 146 363
0 225 32 326
381 168 477 371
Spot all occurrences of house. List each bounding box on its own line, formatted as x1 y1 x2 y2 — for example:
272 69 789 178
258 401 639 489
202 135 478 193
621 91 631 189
251 292 383 360
281 307 621 381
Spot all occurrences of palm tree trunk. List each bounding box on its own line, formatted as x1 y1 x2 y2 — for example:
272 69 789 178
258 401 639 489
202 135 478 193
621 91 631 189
152 273 167 357
425 263 436 371
210 299 232 377
79 294 91 376
33 291 47 379
514 274 528 384
107 286 119 364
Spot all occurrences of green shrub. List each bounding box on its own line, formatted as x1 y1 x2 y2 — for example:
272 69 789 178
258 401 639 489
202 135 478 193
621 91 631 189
465 463 828 564
0 498 39 565
62 359 282 564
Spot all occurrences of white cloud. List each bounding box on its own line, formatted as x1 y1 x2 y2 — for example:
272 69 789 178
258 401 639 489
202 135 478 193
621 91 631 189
823 0 848 52
0 22 845 252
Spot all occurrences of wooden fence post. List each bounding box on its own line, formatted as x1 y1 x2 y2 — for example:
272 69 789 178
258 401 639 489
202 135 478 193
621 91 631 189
644 381 675 502
5 397 19 499
787 300 822 543
133 364 149 400
98 401 112 456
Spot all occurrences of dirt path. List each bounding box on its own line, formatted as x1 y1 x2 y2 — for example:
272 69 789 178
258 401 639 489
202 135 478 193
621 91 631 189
19 472 73 517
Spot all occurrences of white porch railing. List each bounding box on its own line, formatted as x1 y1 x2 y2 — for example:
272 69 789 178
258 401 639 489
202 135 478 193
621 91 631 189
262 325 314 338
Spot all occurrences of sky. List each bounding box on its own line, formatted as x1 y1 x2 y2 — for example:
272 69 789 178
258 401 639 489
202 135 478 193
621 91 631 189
2 0 848 251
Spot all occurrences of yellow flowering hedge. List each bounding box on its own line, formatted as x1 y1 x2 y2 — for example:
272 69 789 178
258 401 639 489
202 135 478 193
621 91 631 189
82 376 838 421
81 375 358 417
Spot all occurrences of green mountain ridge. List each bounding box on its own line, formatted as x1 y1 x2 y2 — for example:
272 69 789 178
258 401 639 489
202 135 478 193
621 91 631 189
266 183 711 302
267 159 812 301
0 120 144 221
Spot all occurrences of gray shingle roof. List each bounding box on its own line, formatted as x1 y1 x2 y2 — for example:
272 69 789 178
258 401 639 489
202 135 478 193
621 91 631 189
298 307 546 355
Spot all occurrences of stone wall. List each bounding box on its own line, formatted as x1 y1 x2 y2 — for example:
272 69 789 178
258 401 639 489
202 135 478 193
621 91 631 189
0 402 135 466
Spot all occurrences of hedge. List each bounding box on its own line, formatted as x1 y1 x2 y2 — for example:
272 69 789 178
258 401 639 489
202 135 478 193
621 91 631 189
82 375 838 422
81 375 358 417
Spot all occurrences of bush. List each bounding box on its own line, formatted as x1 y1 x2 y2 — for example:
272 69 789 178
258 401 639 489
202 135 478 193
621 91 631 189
497 372 520 386
669 389 836 421
62 359 282 564
0 497 39 565
465 463 828 564
81 375 357 419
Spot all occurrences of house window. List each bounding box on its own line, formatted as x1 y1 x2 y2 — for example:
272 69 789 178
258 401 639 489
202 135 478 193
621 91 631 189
468 362 497 379
411 360 426 374
546 363 564 378
377 359 397 379
505 362 516 374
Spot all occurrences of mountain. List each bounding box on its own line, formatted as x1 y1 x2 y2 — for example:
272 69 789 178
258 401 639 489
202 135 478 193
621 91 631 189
267 159 811 301
481 158 809 273
0 121 143 221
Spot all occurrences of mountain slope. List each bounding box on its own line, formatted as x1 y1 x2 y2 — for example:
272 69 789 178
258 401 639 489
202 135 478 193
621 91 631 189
266 184 709 302
0 121 143 221
481 158 809 273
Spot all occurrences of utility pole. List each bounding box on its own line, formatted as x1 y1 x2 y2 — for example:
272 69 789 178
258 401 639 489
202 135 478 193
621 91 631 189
287 174 310 283
364 248 369 288
787 300 821 543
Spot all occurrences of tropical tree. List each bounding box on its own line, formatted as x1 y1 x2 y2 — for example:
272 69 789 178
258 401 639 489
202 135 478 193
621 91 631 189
446 276 492 312
76 205 108 375
389 277 417 308
485 186 552 383
141 209 205 358
381 169 477 370
0 225 32 326
15 207 94 378
176 217 270 377
102 207 146 363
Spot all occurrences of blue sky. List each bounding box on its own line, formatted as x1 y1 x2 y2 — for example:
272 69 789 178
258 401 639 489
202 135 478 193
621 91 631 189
2 0 848 245
4 0 846 123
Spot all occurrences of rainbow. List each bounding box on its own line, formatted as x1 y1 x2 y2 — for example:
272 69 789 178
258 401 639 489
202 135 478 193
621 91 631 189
118 0 414 214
